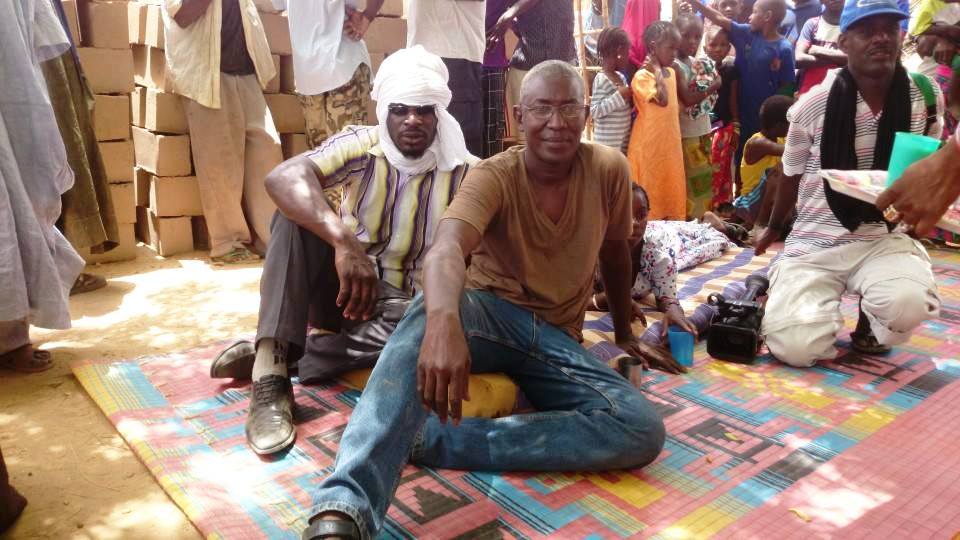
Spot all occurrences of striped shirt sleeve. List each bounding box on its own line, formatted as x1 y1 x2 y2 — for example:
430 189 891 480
591 73 629 119
782 95 817 177
306 126 377 188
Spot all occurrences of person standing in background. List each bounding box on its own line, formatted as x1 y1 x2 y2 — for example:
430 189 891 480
42 0 119 296
408 0 486 157
162 0 282 264
780 0 824 44
1 0 86 373
674 13 722 218
482 0 511 157
623 0 664 71
591 27 634 153
488 0 577 144
277 0 383 150
684 0 796 177
627 21 687 220
794 0 846 94
705 26 739 205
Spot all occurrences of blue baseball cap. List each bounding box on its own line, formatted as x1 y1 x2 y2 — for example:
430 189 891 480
839 0 908 32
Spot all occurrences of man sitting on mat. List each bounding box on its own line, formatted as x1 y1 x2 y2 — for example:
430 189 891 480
300 60 683 540
210 46 477 456
754 0 944 367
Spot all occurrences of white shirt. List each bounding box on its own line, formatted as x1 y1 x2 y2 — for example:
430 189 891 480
781 74 943 260
276 0 371 96
162 0 276 109
406 0 485 63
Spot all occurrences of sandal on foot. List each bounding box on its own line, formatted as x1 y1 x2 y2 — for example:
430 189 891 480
211 247 261 265
302 518 360 540
0 346 53 373
70 273 107 295
852 304 891 355
850 330 892 355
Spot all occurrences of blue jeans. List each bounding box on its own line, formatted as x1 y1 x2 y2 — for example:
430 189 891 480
309 290 666 539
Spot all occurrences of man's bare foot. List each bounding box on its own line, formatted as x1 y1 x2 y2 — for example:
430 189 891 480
302 510 359 540
0 345 53 373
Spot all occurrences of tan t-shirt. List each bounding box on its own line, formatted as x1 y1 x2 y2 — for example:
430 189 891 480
441 143 633 340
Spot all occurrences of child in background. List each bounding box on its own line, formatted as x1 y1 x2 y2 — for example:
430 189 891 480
591 28 634 153
590 185 734 339
703 0 741 56
910 0 959 140
795 0 846 95
675 14 722 219
910 0 960 78
705 26 740 206
627 21 686 221
683 0 795 168
716 0 743 20
732 95 793 234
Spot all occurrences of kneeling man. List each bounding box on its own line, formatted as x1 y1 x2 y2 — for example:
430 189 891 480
213 46 476 455
755 0 943 367
301 60 680 540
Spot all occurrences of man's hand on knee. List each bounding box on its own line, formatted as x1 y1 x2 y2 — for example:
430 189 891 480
417 313 471 425
334 240 379 321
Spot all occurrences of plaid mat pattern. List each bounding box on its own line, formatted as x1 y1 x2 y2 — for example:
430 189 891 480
72 248 960 539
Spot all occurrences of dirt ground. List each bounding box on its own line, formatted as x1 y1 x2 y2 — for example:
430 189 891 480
1 246 266 539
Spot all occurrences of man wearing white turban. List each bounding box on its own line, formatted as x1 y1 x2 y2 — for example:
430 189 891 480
301 60 676 540
208 46 477 456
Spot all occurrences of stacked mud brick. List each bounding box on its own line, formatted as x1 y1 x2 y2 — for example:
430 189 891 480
67 0 411 262
127 0 204 257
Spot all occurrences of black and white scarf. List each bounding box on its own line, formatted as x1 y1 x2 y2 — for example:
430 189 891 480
820 65 912 232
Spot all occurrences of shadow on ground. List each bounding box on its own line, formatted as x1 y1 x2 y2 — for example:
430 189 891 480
1 246 263 540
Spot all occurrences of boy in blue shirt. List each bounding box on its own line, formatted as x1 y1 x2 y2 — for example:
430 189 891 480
684 0 795 194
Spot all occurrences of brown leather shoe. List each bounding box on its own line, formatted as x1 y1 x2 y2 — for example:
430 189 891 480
245 375 296 455
210 340 255 380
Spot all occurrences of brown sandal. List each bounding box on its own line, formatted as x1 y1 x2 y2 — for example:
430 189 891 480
70 273 107 295
851 304 891 355
0 346 53 373
211 247 261 265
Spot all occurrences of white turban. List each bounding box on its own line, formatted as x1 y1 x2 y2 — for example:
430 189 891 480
371 45 473 174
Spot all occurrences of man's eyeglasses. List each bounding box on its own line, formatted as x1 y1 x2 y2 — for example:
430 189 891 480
523 104 587 121
388 104 437 117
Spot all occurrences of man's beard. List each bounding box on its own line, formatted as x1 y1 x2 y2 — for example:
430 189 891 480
401 148 428 159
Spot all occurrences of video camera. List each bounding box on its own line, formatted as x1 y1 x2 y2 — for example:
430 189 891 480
706 275 770 364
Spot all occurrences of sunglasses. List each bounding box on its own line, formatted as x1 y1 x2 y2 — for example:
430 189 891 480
522 104 587 122
388 104 437 117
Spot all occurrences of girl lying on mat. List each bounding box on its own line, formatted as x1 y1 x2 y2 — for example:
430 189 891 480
590 184 736 337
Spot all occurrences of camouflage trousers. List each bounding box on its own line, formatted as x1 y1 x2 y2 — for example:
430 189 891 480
298 63 371 149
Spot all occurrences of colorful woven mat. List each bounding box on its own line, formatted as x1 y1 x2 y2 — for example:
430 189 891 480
72 248 960 539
